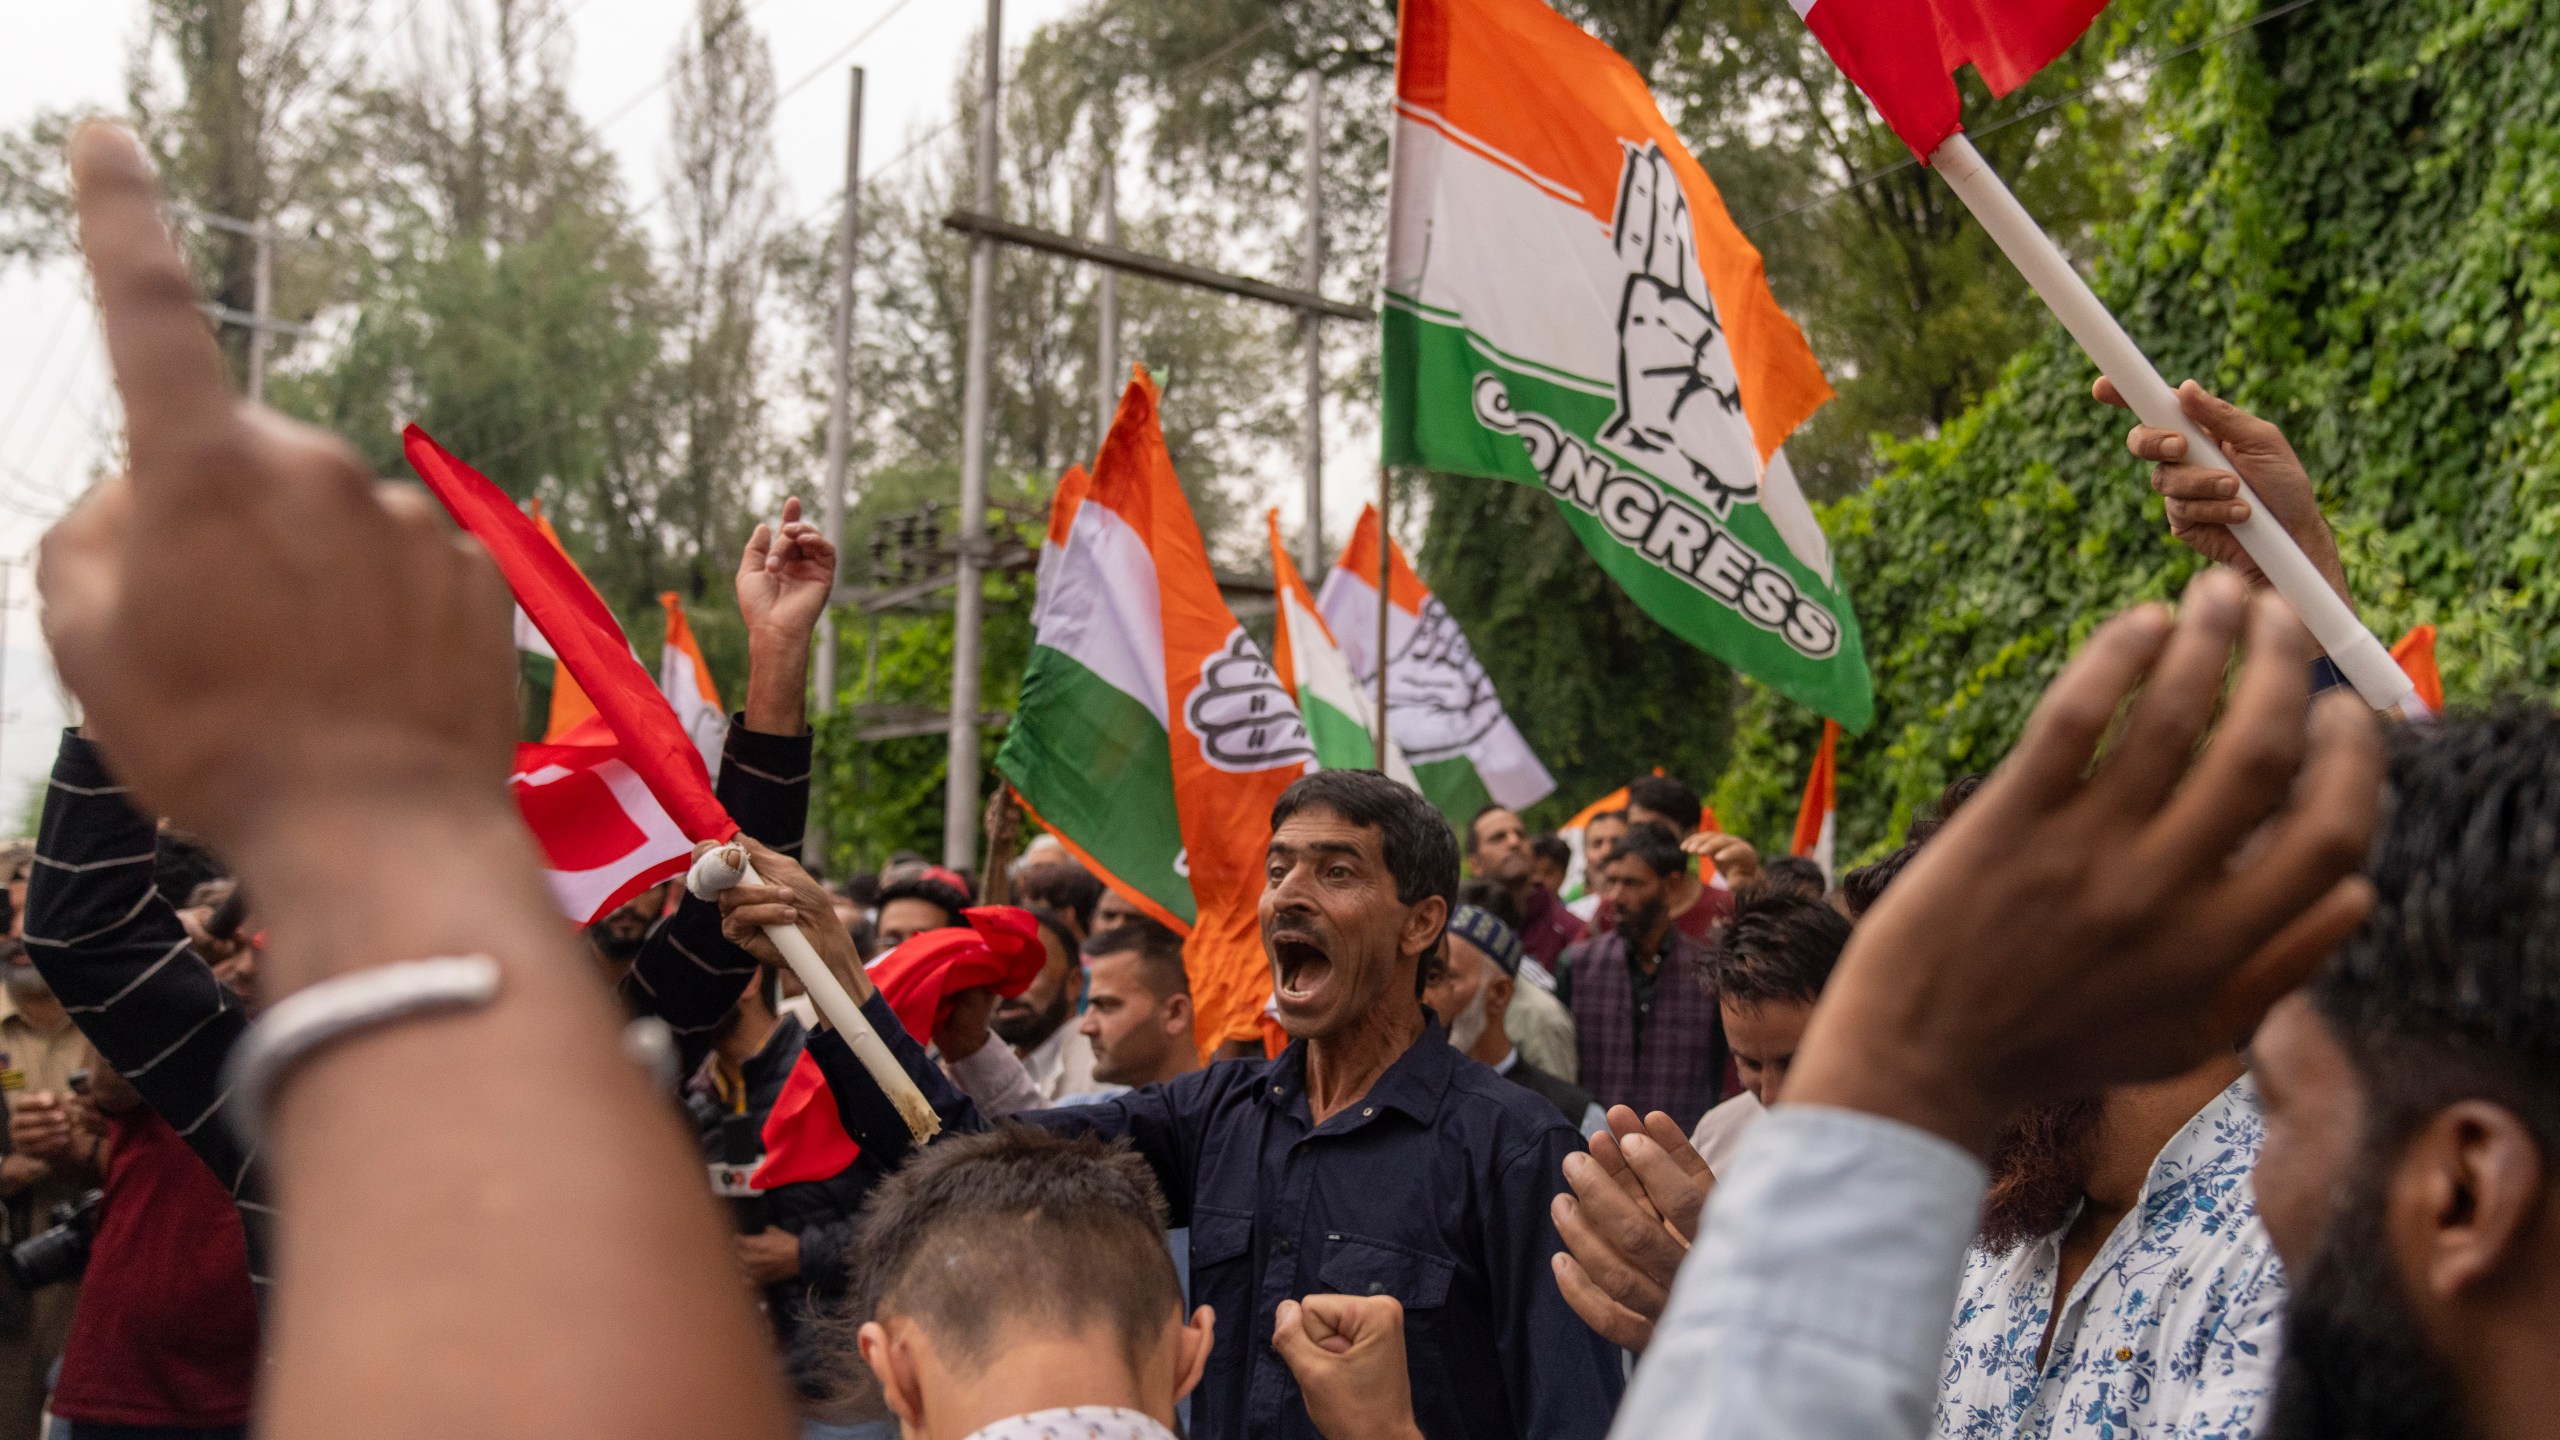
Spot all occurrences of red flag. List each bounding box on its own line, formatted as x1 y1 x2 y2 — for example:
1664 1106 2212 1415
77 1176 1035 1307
1794 0 2110 160
753 907 1047 1188
509 741 697 924
406 426 734 844
2392 624 2443 716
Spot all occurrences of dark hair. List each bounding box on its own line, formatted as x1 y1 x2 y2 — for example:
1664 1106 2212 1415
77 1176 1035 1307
1457 879 1521 933
1026 905 1081 965
839 872 882 908
2313 706 2560 1163
1016 862 1104 933
1269 770 1461 916
1838 774 1982 917
1586 808 1629 831
817 1128 1181 1419
1608 820 1687 882
1084 918 1188 1001
875 876 969 928
1758 855 1829 901
1710 889 1851 1008
1626 775 1701 834
1463 804 1514 855
1529 834 1572 872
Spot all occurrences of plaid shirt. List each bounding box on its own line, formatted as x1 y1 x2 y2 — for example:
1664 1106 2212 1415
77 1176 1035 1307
1560 927 1725 1131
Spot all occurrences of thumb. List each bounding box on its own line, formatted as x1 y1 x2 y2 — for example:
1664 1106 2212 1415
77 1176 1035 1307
2177 381 2276 455
1270 1300 1314 1363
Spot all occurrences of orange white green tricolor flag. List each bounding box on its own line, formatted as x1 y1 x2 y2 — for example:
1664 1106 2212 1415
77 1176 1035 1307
1791 718 1840 885
1318 504 1554 827
997 372 1312 1053
1385 0 1871 729
1266 510 1416 787
659 593 727 780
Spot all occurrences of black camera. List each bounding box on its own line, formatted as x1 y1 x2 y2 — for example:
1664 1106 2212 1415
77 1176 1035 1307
9 1190 102 1290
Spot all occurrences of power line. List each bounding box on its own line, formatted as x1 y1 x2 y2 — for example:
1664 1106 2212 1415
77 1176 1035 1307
1737 0 2324 235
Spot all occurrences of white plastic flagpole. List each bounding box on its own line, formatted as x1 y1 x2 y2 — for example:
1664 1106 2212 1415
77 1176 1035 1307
687 843 941 1144
1930 133 2413 713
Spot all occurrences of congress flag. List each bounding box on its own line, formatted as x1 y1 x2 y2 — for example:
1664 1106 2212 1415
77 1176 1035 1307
999 374 1313 1052
1318 505 1554 825
1266 511 1417 786
1385 0 1870 729
1792 0 2110 161
659 593 728 780
1790 719 1840 885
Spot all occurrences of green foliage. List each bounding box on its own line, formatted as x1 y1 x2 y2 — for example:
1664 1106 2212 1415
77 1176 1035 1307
1718 0 2560 861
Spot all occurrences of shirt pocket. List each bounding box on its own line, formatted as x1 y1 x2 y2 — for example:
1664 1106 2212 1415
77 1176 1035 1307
1189 1205 1255 1268
1315 1231 1456 1310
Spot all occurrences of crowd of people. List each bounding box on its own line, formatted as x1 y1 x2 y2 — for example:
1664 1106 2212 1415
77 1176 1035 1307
4 120 2554 1440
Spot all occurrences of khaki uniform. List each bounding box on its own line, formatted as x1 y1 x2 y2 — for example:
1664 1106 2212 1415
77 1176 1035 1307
0 990 91 1440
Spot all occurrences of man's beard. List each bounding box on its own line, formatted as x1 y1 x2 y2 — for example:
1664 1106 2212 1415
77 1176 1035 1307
1978 1096 2106 1252
1619 900 1668 944
2266 1165 2474 1440
991 983 1070 1051
1446 977 1493 1054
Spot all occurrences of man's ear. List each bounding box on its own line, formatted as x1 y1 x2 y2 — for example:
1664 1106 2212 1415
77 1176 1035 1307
1401 896 1450 962
1486 970 1514 1026
858 1319 928 1430
1164 991 1193 1039
1175 1304 1216 1403
2393 1100 2548 1303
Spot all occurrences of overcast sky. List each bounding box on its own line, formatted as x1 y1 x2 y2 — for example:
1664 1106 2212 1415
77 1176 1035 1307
0 0 1108 817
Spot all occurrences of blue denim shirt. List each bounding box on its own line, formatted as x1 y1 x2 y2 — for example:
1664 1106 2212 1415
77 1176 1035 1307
818 995 1624 1440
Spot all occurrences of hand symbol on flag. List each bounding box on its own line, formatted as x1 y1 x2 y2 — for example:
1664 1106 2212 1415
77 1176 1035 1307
1601 142 1761 514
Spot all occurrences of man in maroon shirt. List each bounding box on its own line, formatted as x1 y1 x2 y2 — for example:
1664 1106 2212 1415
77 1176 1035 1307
1463 806 1585 966
11 1049 256 1440
1591 776 1733 945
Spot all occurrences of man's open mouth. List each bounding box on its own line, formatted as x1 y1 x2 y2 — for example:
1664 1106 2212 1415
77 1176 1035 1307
1272 935 1334 1009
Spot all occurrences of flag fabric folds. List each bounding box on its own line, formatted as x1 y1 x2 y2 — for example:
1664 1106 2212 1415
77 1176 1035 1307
1266 511 1417 786
407 427 737 924
2393 624 2443 717
1385 0 1871 729
1790 719 1840 885
1318 504 1555 825
998 373 1312 1054
1791 0 2111 161
753 907 1045 1189
659 593 728 781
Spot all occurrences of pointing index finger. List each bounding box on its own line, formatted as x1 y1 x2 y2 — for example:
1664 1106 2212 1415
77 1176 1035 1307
69 123 236 486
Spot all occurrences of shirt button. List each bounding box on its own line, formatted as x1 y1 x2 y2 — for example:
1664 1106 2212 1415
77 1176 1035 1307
1277 1238 1294 1254
1368 1281 1386 1296
2115 1347 2133 1362
1361 1106 1374 1117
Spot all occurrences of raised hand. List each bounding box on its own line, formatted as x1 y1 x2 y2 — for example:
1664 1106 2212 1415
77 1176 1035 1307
1272 1294 1423 1440
2094 377 2350 607
1788 569 2383 1155
1550 1107 1711 1351
735 497 837 645
1600 141 1758 513
39 125 519 874
1680 831 1760 884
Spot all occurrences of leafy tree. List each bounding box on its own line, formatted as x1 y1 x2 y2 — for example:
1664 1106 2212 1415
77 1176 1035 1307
1716 0 2560 862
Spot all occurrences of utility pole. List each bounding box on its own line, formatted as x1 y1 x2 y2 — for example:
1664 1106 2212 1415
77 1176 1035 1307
175 207 307 401
1097 138 1120 442
945 0 1002 870
809 66 865 871
1299 72 1326 578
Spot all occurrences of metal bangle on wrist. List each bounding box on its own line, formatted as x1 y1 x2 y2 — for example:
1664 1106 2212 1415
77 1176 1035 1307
223 956 503 1152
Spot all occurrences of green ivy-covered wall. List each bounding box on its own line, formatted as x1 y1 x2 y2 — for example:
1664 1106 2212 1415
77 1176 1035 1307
1715 0 2560 857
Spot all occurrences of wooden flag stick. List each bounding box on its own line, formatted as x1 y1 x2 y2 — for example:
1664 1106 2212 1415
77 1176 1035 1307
688 844 941 1143
1930 133 2413 713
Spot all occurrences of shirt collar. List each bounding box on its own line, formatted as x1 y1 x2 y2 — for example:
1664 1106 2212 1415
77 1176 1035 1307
1492 1046 1520 1076
2134 1072 2262 1223
960 1406 1181 1440
1263 1018 1453 1130
1021 1021 1073 1086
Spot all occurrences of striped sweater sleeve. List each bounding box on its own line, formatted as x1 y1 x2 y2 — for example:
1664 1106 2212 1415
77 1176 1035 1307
620 717 813 1079
23 729 270 1287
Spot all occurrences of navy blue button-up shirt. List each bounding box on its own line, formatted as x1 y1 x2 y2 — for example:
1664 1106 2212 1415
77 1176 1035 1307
818 995 1624 1440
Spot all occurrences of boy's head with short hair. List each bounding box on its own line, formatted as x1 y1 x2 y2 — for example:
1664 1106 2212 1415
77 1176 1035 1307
830 1128 1213 1436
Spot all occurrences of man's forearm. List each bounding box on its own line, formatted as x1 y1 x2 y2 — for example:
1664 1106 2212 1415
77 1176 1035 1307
240 799 793 1440
743 631 811 737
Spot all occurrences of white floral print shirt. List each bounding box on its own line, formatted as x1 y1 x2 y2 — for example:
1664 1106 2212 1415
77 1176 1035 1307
1933 1075 2285 1440
963 1406 1180 1440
